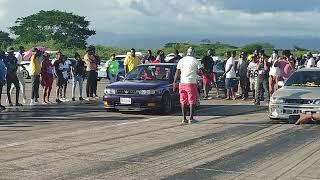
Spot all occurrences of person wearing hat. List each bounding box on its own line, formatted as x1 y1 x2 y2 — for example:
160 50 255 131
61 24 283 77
0 50 7 110
173 47 203 124
4 47 22 106
84 46 97 100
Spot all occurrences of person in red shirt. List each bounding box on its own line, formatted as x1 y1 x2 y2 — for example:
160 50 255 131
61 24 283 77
41 53 54 103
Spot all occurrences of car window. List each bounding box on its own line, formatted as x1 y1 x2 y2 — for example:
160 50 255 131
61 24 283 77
285 71 320 87
214 62 225 72
126 65 174 81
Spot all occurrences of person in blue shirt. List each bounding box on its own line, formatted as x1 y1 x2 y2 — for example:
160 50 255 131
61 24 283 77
0 50 7 110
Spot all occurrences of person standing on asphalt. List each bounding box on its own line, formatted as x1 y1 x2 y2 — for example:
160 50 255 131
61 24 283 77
53 51 65 103
92 46 100 99
61 56 71 101
0 51 7 110
168 49 182 63
40 52 54 104
255 51 270 105
201 49 215 100
71 53 85 102
143 50 155 64
30 48 42 105
247 56 259 100
124 48 141 75
106 54 119 84
238 52 249 100
268 50 280 96
173 47 203 124
84 46 97 100
9 46 27 104
223 51 237 100
5 47 22 107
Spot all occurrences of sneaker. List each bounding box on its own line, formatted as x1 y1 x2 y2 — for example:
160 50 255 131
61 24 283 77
0 105 6 111
181 119 188 124
207 97 213 100
16 103 23 107
72 98 76 102
56 99 62 103
188 119 196 124
30 99 37 106
79 97 85 101
94 96 100 99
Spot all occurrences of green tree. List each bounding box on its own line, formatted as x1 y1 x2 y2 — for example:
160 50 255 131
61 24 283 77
241 42 274 54
10 10 96 48
0 31 13 49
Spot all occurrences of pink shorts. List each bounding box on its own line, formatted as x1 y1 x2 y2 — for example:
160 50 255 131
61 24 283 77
179 83 198 105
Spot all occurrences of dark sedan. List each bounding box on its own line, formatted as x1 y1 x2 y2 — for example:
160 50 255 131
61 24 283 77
103 63 179 114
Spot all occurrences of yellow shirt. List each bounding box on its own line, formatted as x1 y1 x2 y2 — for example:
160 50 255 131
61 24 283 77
30 55 41 76
124 55 141 72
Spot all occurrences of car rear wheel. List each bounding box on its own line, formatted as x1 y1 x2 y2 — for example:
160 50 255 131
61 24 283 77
161 93 173 115
22 70 29 79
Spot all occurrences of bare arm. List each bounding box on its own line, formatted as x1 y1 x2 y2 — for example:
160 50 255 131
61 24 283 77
173 69 181 91
296 113 320 125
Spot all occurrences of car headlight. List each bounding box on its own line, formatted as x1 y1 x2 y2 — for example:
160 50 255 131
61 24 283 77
314 100 320 105
104 89 116 95
270 97 284 104
138 90 156 95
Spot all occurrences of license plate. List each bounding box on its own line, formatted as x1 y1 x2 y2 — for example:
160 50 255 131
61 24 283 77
120 98 131 105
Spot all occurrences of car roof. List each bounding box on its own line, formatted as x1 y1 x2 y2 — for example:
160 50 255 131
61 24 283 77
296 68 320 72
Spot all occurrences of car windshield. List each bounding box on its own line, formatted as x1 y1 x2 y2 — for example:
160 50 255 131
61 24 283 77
125 65 174 81
285 71 320 87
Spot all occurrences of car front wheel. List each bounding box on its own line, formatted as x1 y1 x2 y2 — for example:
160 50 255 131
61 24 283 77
161 93 173 115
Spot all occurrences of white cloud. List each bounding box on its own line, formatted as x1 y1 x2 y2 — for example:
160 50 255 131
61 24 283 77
0 0 319 39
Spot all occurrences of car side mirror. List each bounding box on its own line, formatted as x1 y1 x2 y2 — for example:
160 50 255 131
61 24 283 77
278 81 284 87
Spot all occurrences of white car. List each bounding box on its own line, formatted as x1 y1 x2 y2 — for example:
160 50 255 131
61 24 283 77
269 68 320 120
164 53 184 62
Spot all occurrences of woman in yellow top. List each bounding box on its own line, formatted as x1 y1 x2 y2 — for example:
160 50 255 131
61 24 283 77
124 48 141 74
30 48 42 105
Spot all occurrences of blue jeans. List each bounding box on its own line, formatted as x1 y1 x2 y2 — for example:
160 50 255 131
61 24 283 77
108 72 117 84
72 75 84 98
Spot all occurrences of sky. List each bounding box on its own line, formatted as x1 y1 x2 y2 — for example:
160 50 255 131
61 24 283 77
0 0 320 48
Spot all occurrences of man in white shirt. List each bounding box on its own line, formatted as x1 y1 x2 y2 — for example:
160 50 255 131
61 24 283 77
306 52 315 68
173 47 203 124
223 51 237 100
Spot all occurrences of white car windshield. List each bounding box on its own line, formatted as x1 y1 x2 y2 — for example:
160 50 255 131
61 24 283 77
285 71 320 87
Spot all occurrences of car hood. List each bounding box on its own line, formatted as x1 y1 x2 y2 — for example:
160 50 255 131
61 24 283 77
106 80 169 90
273 86 320 99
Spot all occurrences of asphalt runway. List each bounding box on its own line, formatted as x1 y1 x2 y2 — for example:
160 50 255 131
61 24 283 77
1 80 320 179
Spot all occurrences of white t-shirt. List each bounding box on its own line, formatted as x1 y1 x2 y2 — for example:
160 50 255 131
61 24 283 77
306 58 315 68
225 57 236 78
15 52 23 73
177 56 202 84
317 60 320 68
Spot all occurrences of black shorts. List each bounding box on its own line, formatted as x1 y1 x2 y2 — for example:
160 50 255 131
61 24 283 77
56 78 65 87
